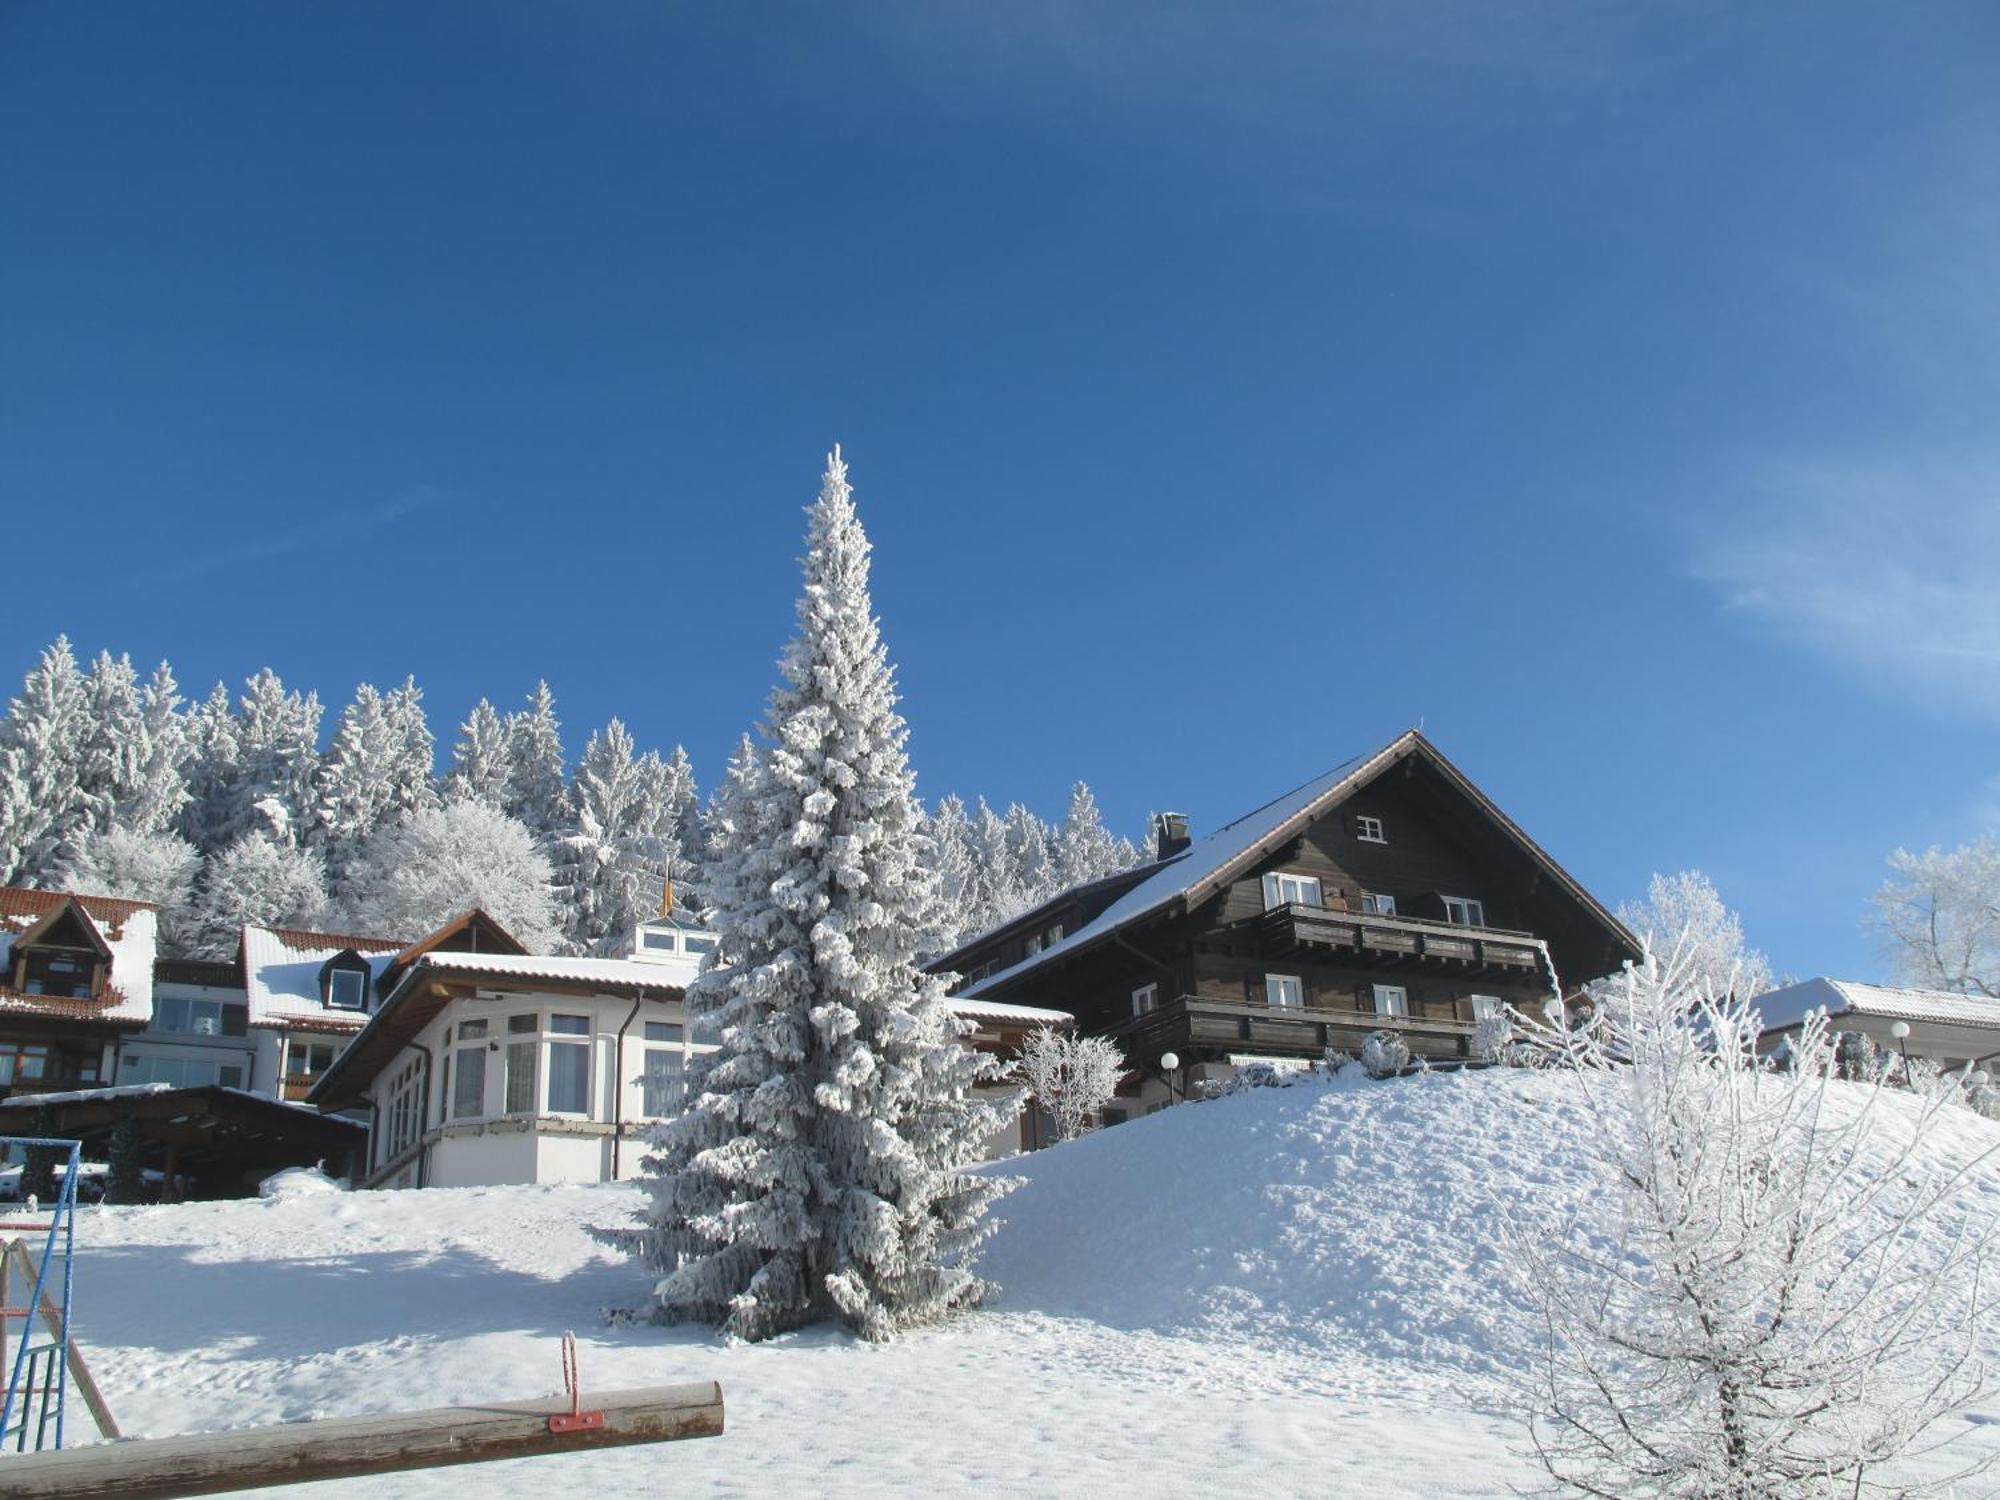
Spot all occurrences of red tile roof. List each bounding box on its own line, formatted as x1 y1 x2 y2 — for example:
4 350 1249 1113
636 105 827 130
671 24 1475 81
268 927 408 955
0 887 157 942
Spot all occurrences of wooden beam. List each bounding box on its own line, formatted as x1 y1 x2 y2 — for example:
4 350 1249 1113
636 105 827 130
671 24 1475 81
4 1238 121 1441
0 1380 723 1498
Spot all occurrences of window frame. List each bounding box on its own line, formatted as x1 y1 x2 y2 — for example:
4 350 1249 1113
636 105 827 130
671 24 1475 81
1354 815 1386 844
1469 994 1502 1023
1132 983 1159 1017
325 968 368 1011
1442 895 1487 928
1358 891 1397 917
1265 973 1305 1009
1261 871 1324 910
1372 984 1409 1019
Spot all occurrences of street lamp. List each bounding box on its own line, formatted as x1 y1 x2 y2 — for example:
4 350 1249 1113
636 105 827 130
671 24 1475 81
1159 1051 1181 1106
1890 1020 1912 1084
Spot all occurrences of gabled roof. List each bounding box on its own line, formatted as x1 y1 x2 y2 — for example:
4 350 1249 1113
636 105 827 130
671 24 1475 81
949 730 1636 999
0 886 159 1024
1754 977 2000 1033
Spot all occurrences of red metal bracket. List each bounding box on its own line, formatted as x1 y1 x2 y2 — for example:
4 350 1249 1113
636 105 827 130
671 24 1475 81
548 1331 605 1435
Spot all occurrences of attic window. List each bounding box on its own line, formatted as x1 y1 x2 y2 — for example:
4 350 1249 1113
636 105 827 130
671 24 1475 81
21 953 96 1000
1262 872 1322 910
326 969 367 1010
642 931 679 953
1354 815 1386 844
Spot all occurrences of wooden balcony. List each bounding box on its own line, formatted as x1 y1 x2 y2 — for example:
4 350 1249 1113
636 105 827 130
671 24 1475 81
1104 994 1476 1068
1257 902 1546 977
282 1073 319 1103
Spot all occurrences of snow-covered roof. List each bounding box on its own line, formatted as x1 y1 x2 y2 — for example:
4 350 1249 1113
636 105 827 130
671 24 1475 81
1754 977 2000 1033
953 730 1636 1000
241 924 402 1033
0 887 158 1023
405 951 695 991
949 997 1074 1027
0 1082 175 1108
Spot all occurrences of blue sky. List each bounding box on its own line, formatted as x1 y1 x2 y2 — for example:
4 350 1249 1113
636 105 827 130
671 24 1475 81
2 3 1995 981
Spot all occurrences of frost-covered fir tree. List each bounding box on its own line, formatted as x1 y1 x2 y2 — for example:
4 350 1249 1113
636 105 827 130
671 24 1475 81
339 801 558 951
0 637 91 886
964 797 1023 938
229 669 323 847
62 827 201 953
177 683 241 854
555 719 674 953
130 661 190 836
638 448 1018 1343
185 831 330 959
504 681 570 840
441 698 512 809
654 744 703 909
1053 781 1129 889
382 677 439 826
74 651 149 846
312 683 396 858
920 794 978 956
1003 802 1059 909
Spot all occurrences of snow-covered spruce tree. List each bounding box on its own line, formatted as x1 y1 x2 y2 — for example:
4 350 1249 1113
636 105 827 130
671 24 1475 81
62 827 201 953
130 660 191 836
919 793 978 956
185 831 330 959
651 744 702 909
638 448 1018 1343
1053 781 1131 890
1018 1027 1125 1142
312 683 395 860
441 697 513 809
1502 938 1999 1498
0 637 92 886
338 801 558 951
504 681 571 840
177 682 242 854
555 719 673 953
382 677 439 824
1003 802 1059 910
961 797 1020 939
74 650 148 845
228 669 323 848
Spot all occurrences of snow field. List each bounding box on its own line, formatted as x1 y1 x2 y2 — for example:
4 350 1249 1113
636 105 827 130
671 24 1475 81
57 1066 2000 1496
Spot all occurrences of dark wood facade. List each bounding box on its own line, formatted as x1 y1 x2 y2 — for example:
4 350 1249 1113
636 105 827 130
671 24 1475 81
931 733 1639 1080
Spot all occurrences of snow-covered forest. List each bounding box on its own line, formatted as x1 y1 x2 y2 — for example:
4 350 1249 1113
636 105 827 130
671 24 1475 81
0 637 1139 957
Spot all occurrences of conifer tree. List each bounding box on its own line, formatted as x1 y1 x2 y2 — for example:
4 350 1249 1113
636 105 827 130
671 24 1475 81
441 698 512 809
1003 802 1058 907
1053 780 1126 889
312 683 395 858
639 449 1017 1342
504 681 570 839
556 718 664 952
74 650 149 847
231 669 323 847
178 683 242 854
382 676 440 826
0 637 91 885
921 793 978 956
63 827 201 953
130 661 191 836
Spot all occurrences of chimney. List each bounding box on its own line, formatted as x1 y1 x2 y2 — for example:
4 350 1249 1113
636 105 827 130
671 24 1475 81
1154 812 1191 862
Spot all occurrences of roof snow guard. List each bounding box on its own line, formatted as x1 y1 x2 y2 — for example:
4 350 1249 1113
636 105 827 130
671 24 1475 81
946 729 1637 1000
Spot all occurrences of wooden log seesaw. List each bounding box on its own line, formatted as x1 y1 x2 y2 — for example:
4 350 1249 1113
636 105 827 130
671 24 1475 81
1 1331 723 1500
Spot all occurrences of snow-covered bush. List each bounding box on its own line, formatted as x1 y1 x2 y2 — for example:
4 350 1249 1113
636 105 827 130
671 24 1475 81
1470 1012 1513 1064
1833 1028 1883 1082
1501 936 2000 1498
338 801 559 951
61 826 201 953
184 831 329 959
1360 1030 1410 1079
1018 1027 1124 1142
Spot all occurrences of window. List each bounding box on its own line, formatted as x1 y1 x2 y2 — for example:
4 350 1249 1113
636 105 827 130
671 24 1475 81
643 1049 685 1117
452 1042 487 1118
1442 896 1486 928
21 952 94 999
285 1039 336 1079
1025 933 1043 956
154 995 248 1037
1266 974 1304 1009
1373 984 1409 1018
326 969 367 1010
1359 892 1397 916
1132 983 1159 1017
684 936 718 956
550 1013 590 1036
383 1055 424 1163
1470 994 1502 1022
641 931 679 952
645 1021 684 1045
1261 872 1323 910
1047 923 1065 945
1354 815 1386 844
0 1043 51 1085
505 1017 539 1114
547 1036 590 1114
121 1054 244 1090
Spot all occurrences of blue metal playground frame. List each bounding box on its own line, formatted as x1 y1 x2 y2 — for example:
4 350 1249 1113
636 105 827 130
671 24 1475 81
0 1136 82 1454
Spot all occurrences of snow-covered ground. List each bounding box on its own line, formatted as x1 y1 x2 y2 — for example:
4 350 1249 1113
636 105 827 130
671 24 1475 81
48 1067 2000 1497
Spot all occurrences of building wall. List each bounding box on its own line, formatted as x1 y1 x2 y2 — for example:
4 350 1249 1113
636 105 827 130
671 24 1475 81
117 978 262 1091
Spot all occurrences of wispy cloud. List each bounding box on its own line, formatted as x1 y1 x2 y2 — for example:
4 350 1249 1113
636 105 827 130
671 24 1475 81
1695 459 2000 717
183 486 449 577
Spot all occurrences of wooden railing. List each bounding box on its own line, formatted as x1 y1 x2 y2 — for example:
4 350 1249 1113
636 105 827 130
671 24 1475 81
1259 902 1546 972
1104 994 1477 1065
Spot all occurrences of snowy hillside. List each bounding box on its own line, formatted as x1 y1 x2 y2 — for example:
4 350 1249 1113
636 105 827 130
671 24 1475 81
52 1068 2000 1497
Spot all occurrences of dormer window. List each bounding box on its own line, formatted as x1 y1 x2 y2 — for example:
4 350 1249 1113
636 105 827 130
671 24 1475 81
319 950 372 1011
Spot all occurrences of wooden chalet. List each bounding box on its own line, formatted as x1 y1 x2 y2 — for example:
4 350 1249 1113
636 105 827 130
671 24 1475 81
929 731 1640 1118
0 889 160 1102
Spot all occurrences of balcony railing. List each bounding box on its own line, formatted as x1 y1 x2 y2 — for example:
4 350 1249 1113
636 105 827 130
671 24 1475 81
1257 902 1546 975
1104 994 1476 1067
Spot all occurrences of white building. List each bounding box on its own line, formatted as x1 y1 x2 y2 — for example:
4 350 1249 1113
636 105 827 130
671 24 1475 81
310 910 714 1189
